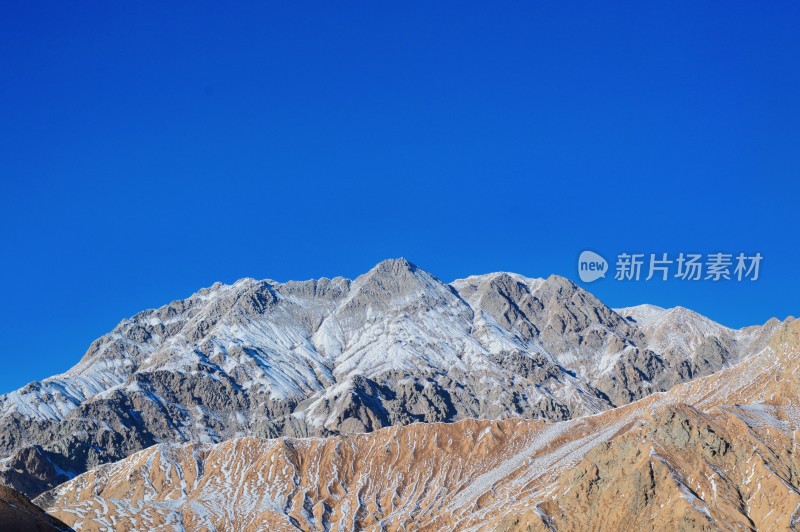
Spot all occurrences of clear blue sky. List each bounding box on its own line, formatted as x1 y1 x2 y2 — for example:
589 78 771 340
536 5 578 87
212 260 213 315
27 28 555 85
1 2 798 394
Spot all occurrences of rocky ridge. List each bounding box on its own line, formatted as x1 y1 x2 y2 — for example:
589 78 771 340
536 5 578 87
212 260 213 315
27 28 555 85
0 485 71 531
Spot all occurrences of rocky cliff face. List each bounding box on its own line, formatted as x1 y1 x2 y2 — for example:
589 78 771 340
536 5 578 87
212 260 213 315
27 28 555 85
37 318 799 531
0 259 777 498
533 402 800 531
506 319 800 531
0 485 71 531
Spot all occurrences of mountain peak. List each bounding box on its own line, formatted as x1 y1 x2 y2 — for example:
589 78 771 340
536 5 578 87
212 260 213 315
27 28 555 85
344 258 441 304
369 257 418 274
542 273 579 290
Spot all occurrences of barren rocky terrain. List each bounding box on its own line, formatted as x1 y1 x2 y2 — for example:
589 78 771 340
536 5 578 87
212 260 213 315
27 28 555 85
0 259 794 530
2 259 776 500
38 319 800 530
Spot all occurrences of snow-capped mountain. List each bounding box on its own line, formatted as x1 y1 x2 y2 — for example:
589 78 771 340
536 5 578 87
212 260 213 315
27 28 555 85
0 259 778 497
38 318 800 531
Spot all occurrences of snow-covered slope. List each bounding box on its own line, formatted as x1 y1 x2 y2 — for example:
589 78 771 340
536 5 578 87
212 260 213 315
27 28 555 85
39 318 800 531
0 259 777 497
615 304 780 381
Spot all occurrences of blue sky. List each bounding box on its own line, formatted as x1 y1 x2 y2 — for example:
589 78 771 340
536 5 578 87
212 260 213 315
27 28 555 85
1 2 798 394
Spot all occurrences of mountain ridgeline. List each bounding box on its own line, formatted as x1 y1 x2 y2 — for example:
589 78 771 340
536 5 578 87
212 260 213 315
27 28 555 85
39 319 800 531
0 259 780 498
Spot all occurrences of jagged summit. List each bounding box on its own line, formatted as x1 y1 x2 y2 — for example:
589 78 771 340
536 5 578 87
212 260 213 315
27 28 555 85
337 257 449 310
370 256 419 273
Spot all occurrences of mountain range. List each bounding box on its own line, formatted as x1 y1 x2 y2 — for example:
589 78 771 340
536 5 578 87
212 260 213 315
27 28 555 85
37 316 800 531
0 258 793 530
